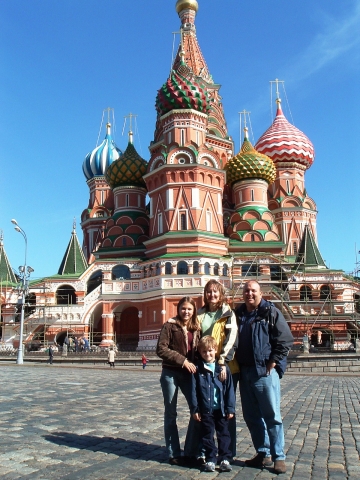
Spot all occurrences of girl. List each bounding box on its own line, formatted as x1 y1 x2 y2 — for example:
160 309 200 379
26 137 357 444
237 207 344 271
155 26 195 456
156 296 200 465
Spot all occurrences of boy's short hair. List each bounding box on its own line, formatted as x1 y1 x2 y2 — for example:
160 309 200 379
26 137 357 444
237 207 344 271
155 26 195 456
198 335 217 351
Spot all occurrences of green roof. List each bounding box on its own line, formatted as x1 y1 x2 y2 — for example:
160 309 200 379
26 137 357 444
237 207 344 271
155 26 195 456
58 227 88 275
295 225 327 268
0 235 17 284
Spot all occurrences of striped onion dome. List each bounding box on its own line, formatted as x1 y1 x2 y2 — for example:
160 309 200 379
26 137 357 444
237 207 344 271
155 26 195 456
226 128 276 186
255 99 315 169
155 66 210 117
105 132 148 188
82 123 123 180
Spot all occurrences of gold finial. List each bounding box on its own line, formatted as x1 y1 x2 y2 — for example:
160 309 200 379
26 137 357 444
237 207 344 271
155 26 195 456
175 0 198 14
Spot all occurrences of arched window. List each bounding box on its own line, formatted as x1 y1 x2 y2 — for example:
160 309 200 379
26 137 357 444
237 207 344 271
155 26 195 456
112 265 131 280
177 261 188 275
87 270 102 295
223 264 228 276
193 261 199 274
165 262 172 275
204 262 210 275
214 263 219 275
56 285 77 305
320 285 331 300
122 237 127 246
300 285 312 301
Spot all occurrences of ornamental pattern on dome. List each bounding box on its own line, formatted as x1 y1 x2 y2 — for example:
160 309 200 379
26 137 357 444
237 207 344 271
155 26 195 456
105 140 148 189
82 123 123 180
255 101 315 169
155 68 210 117
226 135 276 186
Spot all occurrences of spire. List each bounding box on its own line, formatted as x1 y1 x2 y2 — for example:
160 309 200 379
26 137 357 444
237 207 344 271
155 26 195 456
58 222 88 275
295 225 326 268
0 232 17 284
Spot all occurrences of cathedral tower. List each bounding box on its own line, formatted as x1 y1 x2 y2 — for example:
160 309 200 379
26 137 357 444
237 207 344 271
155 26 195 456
255 97 317 256
81 123 122 263
144 0 233 259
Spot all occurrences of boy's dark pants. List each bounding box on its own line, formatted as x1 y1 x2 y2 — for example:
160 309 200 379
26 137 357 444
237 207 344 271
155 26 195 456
201 409 232 463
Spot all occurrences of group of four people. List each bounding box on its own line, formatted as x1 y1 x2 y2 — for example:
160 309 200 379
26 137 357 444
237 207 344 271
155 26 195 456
156 279 293 474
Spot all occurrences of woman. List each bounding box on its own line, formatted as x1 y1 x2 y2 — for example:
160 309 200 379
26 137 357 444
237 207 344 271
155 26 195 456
156 296 200 465
197 279 239 459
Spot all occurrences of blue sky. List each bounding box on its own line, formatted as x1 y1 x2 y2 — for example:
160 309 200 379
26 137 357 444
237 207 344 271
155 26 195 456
1 0 359 279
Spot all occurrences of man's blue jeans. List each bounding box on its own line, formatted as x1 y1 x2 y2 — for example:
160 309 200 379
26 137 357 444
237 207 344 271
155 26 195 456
160 368 198 458
239 366 285 460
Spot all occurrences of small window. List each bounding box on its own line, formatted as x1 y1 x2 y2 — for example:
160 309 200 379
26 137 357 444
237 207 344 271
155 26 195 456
177 261 188 275
223 264 228 276
293 242 298 255
251 189 254 201
158 212 163 235
180 212 187 230
122 238 127 246
214 263 219 275
193 261 199 274
204 262 210 275
165 262 172 275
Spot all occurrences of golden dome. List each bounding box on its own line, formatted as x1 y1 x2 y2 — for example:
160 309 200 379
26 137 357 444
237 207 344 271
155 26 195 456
175 0 198 14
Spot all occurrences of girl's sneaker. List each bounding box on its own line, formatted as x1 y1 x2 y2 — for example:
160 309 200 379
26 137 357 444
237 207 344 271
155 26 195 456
204 461 216 472
219 460 232 472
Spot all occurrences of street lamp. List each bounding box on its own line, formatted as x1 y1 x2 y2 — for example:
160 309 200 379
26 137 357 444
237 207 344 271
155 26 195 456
11 219 34 365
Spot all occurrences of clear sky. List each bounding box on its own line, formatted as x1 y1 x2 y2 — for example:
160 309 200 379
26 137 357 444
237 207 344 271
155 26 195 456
1 0 359 280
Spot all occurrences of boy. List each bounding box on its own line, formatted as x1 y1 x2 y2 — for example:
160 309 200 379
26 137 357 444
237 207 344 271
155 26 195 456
190 336 235 472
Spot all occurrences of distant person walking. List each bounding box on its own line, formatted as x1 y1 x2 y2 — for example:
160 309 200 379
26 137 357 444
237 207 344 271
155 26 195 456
108 347 115 368
142 354 148 369
48 345 54 365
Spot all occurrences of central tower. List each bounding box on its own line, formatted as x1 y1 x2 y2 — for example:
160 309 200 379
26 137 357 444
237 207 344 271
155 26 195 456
144 0 234 259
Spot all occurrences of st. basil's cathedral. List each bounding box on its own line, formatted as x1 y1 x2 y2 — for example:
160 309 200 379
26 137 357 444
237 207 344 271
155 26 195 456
1 0 359 352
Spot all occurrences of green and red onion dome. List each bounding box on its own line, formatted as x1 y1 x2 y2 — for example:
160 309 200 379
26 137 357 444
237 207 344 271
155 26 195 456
155 68 210 117
105 134 148 189
226 130 276 186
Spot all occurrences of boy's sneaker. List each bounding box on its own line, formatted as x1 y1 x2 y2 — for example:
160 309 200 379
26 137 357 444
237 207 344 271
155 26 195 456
204 461 216 472
219 460 232 472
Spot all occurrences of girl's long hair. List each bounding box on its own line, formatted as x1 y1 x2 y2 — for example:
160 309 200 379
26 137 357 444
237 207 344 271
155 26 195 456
203 279 226 312
176 296 200 331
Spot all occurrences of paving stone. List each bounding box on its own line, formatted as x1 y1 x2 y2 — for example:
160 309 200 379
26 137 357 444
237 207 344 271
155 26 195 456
1 364 360 479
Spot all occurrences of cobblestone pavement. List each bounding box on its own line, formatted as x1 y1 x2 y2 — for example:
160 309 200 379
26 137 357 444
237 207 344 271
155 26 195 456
0 364 359 479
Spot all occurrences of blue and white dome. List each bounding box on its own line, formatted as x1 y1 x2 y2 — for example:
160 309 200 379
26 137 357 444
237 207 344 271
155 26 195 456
82 123 123 180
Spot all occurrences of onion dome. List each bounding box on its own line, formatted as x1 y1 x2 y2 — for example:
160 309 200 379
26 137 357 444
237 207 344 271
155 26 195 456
82 123 123 180
105 131 148 188
155 68 210 117
255 99 315 169
226 128 276 186
175 0 198 13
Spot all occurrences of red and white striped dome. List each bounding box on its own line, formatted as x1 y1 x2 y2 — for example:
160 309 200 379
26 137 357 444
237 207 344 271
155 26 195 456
255 99 315 169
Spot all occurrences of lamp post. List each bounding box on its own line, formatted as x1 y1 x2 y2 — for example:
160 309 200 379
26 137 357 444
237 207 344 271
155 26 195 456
11 219 34 365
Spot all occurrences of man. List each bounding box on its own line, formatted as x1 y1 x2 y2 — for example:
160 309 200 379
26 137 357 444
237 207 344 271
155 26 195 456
235 280 293 475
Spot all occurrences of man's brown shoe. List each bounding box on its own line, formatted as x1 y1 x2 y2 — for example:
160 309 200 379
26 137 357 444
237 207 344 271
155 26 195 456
274 460 286 474
244 453 273 468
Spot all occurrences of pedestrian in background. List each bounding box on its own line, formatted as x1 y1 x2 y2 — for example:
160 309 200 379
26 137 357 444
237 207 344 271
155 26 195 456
108 347 115 368
48 345 54 365
142 353 148 369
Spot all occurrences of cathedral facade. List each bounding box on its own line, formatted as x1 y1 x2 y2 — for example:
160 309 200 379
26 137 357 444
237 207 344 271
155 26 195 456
1 0 359 352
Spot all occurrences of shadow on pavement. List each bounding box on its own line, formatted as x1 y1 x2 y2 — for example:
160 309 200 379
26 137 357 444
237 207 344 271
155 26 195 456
43 431 167 462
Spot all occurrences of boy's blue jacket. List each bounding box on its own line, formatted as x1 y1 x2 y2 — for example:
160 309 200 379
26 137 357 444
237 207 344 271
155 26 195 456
190 361 235 417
